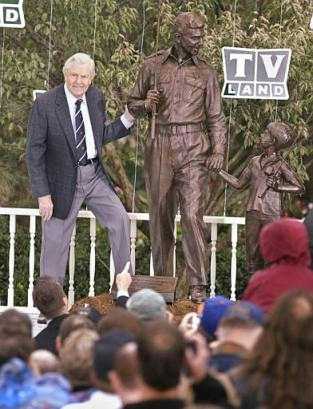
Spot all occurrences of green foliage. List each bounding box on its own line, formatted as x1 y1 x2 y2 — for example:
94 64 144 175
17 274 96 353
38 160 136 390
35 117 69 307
0 0 311 209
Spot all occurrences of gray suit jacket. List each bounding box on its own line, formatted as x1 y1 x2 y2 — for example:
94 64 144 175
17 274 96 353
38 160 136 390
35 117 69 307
26 84 130 219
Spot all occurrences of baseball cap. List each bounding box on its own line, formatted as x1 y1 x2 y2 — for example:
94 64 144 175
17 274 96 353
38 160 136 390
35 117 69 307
222 301 265 326
200 296 234 337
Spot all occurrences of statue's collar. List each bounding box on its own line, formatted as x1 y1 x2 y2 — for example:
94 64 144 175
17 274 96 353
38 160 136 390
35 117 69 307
161 47 199 66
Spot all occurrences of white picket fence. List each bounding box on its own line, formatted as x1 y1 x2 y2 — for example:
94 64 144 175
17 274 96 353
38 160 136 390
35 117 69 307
0 207 245 315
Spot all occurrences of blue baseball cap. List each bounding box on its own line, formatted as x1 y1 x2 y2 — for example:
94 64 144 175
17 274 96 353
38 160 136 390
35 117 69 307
200 296 234 337
222 301 265 326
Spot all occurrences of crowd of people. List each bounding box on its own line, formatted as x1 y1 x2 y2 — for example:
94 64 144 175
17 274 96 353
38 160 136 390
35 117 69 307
1 214 313 409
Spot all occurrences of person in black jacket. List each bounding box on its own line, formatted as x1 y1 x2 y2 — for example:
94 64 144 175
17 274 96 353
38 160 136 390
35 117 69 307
33 276 69 354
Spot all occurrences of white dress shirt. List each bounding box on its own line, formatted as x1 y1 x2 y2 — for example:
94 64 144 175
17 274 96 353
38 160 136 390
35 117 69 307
64 85 134 160
64 85 97 159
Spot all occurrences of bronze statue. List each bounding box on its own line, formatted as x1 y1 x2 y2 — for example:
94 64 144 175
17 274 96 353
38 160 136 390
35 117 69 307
218 122 303 273
128 12 226 302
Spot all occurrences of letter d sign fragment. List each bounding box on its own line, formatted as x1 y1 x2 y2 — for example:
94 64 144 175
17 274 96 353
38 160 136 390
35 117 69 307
0 0 25 28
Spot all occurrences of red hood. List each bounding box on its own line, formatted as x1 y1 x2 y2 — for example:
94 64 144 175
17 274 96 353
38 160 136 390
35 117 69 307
260 218 311 266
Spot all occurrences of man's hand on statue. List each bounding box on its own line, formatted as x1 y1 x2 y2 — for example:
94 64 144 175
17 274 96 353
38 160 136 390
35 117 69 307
144 89 160 112
207 153 224 171
38 195 53 221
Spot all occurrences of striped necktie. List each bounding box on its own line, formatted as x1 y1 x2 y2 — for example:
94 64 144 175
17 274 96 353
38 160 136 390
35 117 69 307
75 98 87 165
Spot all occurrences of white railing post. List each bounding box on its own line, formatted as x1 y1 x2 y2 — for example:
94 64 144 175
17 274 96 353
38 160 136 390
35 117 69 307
109 251 115 290
173 221 177 277
27 215 36 307
130 219 137 274
89 218 96 297
68 224 76 306
210 223 218 298
8 215 16 307
149 251 154 276
230 223 238 301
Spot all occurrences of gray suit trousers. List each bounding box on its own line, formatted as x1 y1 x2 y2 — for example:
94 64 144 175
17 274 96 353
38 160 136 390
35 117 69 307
40 162 131 283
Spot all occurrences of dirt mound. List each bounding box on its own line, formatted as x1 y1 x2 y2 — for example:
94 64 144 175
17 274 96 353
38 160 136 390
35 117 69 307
70 293 200 324
70 293 114 315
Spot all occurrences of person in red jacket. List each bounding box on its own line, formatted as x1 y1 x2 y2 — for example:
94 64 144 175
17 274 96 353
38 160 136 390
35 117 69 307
242 217 313 312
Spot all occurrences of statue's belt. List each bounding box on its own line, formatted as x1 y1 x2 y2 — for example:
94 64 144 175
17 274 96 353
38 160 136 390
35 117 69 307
156 122 206 135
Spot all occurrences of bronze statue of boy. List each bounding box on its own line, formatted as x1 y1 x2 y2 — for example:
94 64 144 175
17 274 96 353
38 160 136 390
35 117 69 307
218 122 303 273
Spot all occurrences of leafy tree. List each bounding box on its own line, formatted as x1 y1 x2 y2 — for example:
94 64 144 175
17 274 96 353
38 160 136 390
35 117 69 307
0 0 311 210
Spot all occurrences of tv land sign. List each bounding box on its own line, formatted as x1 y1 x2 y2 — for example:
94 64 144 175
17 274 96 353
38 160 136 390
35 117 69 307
222 47 291 100
0 0 24 28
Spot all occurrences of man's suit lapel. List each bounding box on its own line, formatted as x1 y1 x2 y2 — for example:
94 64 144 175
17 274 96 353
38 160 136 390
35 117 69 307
55 85 79 162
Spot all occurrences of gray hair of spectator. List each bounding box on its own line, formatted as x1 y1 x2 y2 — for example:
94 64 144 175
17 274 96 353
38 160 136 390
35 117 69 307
126 289 167 322
63 53 95 77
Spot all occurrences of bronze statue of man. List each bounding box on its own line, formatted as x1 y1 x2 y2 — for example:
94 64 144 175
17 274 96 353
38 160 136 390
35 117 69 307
128 12 226 302
218 122 303 273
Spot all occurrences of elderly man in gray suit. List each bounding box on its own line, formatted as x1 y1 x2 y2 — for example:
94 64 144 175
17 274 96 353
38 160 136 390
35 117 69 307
26 52 134 284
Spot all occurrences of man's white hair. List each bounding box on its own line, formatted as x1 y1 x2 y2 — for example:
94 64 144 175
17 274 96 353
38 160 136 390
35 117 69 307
63 53 95 77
